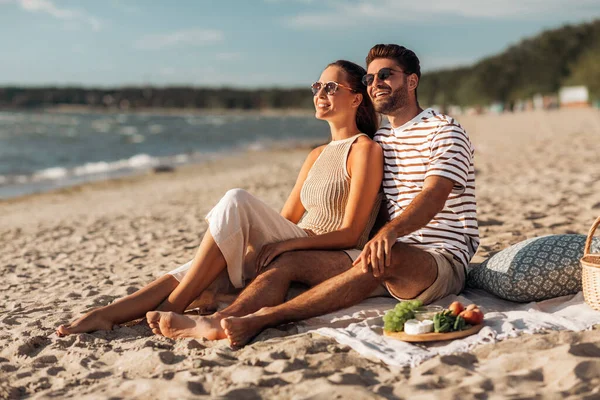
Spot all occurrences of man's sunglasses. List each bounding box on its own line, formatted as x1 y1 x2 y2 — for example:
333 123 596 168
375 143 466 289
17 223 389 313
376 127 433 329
311 81 356 96
362 67 409 86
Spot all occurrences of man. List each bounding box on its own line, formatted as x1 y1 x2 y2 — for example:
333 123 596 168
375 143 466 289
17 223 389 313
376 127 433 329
146 44 479 347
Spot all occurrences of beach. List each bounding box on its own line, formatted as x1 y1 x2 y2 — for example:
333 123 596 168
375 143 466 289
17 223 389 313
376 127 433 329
1 108 600 399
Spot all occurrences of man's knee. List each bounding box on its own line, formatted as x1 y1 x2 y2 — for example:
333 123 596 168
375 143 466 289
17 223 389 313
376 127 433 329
384 242 429 275
382 243 438 298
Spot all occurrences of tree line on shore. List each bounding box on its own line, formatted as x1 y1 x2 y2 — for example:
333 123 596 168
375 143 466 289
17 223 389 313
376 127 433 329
1 19 598 111
418 19 600 107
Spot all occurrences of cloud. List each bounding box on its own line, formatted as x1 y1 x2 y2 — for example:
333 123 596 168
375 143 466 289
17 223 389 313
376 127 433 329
215 52 243 61
71 44 85 54
134 29 224 50
158 67 177 76
264 0 317 3
111 0 140 14
286 0 600 29
17 0 102 31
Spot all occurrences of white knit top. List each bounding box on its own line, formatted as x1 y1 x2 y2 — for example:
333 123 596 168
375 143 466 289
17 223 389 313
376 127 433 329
297 133 381 249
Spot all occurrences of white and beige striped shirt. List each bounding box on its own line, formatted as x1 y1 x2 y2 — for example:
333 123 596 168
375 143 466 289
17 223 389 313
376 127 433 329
374 108 479 268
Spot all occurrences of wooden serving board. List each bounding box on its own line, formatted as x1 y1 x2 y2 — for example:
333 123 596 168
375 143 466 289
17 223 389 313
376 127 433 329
384 323 484 342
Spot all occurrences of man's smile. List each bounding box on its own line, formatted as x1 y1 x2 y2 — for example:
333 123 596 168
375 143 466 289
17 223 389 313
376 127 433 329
373 90 391 98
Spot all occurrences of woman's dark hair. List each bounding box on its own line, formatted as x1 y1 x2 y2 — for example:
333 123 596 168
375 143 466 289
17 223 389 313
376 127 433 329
327 60 379 138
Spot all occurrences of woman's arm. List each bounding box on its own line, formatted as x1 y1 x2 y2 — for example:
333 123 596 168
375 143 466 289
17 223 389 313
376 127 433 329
257 138 383 268
279 145 326 224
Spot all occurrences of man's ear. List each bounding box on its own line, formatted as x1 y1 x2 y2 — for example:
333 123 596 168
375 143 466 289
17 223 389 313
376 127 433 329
408 74 419 91
353 93 363 108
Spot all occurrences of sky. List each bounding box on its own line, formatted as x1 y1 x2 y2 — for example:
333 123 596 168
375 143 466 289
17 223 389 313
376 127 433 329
0 0 599 88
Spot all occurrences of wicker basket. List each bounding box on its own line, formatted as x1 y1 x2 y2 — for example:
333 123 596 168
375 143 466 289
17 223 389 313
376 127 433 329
581 216 600 311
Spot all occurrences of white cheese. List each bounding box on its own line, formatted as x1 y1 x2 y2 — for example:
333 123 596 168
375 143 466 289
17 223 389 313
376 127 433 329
404 319 434 335
420 319 434 333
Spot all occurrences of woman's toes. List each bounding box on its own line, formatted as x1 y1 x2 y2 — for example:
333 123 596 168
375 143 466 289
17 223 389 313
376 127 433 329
56 325 69 336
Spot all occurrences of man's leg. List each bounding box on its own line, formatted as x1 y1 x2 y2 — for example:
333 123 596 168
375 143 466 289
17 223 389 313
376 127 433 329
145 250 354 340
380 242 438 300
221 262 381 346
221 242 437 346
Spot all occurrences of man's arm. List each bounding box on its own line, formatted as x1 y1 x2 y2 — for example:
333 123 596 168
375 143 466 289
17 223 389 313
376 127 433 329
357 117 473 277
353 175 454 277
383 175 454 238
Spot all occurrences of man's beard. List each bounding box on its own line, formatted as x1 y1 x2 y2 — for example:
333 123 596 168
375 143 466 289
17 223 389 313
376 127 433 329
373 86 409 114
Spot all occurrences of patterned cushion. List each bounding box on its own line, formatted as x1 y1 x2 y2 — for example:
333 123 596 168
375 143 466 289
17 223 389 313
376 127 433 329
467 234 600 302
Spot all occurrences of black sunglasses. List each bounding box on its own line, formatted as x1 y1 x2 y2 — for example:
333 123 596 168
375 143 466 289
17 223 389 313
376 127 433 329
362 67 409 86
311 81 355 96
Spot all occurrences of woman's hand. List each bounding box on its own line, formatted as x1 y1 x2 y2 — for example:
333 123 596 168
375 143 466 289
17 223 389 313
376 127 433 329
256 240 294 274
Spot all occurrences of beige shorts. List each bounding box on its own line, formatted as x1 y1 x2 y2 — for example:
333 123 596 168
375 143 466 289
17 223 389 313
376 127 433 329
384 248 465 305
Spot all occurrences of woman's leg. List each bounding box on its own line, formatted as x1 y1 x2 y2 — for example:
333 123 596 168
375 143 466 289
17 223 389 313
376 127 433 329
144 250 354 341
154 189 308 314
57 228 226 337
59 189 305 337
154 228 227 314
56 274 179 336
146 189 310 339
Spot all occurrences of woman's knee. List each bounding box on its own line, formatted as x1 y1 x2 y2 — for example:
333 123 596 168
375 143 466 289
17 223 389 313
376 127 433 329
218 188 256 213
222 188 251 204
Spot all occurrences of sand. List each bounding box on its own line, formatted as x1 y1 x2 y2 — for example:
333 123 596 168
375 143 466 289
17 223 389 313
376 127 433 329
1 108 600 399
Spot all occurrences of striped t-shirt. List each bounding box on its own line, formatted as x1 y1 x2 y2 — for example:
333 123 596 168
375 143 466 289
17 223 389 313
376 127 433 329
374 108 479 268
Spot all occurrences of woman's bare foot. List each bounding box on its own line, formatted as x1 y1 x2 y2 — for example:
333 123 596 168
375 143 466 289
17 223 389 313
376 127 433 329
56 310 114 336
220 308 273 347
145 311 226 340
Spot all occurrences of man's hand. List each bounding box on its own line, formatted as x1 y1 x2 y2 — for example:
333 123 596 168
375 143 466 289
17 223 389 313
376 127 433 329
256 241 293 274
353 226 396 278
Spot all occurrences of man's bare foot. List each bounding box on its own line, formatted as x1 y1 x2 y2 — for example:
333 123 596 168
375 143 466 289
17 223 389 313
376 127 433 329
220 308 273 347
145 311 226 340
56 310 114 336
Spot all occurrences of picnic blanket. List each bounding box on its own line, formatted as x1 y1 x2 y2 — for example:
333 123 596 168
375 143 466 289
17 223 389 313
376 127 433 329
295 289 600 367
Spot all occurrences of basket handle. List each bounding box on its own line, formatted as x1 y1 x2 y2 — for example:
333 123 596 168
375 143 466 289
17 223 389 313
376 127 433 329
584 216 600 256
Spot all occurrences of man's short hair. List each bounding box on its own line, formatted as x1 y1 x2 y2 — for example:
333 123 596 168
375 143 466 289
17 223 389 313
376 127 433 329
366 44 421 79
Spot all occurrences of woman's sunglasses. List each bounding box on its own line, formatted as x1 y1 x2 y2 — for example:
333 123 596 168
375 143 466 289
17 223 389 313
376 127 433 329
311 81 356 96
361 67 409 86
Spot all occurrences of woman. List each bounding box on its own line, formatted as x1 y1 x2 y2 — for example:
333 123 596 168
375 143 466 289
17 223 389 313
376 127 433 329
57 60 383 338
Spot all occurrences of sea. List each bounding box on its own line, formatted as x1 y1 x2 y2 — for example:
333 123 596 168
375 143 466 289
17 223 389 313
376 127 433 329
0 110 330 199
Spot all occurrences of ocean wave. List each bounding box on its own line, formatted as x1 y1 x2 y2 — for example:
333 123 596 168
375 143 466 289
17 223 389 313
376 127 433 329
91 119 113 133
185 116 228 126
0 153 181 187
0 136 313 190
119 126 139 135
148 124 164 134
0 112 27 123
33 167 68 180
